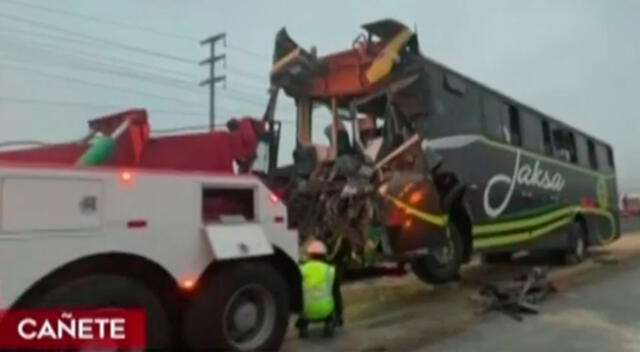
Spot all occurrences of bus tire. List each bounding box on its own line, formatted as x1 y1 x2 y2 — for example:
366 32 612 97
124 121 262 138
564 220 588 264
482 252 513 264
184 261 290 352
27 274 172 350
410 221 463 284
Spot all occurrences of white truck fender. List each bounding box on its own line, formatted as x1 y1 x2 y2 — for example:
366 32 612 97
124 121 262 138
204 224 274 260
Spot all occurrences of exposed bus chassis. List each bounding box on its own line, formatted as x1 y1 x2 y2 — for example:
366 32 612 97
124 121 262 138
267 19 461 279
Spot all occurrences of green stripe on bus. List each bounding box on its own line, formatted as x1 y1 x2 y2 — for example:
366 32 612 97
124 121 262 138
474 216 573 249
473 206 578 236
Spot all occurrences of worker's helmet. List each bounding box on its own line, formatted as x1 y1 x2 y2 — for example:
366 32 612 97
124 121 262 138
306 240 328 256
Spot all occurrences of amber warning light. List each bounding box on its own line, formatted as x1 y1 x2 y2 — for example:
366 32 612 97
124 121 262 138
120 171 133 183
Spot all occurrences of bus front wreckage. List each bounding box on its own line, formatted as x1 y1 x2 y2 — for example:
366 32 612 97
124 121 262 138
265 18 471 283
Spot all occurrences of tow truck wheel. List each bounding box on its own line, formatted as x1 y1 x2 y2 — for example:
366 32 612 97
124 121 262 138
410 221 463 284
184 261 290 352
28 274 172 350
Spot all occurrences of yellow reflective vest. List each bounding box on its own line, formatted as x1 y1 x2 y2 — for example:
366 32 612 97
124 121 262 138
300 260 336 320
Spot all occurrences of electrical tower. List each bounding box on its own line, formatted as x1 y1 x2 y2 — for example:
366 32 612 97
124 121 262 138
199 33 226 130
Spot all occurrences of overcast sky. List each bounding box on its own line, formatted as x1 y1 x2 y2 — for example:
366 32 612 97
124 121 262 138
0 0 638 191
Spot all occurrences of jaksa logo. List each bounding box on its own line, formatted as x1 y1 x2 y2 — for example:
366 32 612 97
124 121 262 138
483 151 565 218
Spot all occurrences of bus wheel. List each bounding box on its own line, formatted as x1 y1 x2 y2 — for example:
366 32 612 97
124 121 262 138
184 261 290 352
410 221 463 284
482 252 513 264
28 274 172 350
564 221 588 264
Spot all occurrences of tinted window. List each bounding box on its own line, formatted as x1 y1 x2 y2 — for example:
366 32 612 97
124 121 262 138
606 146 615 169
596 143 614 172
541 119 553 155
483 94 506 141
507 105 522 146
482 95 521 145
423 66 481 137
587 139 598 169
552 127 577 163
575 134 591 168
521 111 543 152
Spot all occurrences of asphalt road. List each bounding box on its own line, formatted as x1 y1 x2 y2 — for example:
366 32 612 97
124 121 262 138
621 216 640 233
419 257 640 352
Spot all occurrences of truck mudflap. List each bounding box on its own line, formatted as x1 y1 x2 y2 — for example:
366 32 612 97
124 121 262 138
204 224 274 260
380 171 449 256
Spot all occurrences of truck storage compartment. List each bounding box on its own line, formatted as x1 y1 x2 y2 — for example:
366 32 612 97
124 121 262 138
201 187 255 223
0 177 103 232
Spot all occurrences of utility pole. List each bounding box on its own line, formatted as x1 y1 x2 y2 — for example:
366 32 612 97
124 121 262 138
199 33 226 130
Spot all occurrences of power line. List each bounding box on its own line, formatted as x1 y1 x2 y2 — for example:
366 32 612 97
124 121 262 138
0 11 197 64
0 29 278 101
1 0 199 41
1 0 273 62
0 54 196 89
227 66 266 80
1 63 205 107
0 95 251 123
2 53 293 111
0 23 273 95
0 26 200 80
227 44 270 60
0 96 206 115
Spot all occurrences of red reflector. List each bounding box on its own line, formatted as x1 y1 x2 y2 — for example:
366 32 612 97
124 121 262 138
274 216 284 223
581 197 596 208
127 220 147 229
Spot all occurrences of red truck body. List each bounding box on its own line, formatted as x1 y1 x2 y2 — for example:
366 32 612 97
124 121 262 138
0 109 265 174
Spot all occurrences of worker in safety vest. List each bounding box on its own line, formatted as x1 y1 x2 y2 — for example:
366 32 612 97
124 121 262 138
296 240 343 338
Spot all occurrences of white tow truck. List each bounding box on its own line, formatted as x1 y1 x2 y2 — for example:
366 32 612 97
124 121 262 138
0 110 301 351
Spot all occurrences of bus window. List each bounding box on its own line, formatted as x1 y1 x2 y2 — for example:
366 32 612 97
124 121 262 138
575 133 594 169
596 143 614 172
483 95 505 141
541 119 553 155
507 105 521 146
521 112 543 152
552 127 577 163
587 139 598 169
606 145 615 169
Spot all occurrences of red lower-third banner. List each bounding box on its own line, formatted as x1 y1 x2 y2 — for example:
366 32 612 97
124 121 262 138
0 309 146 350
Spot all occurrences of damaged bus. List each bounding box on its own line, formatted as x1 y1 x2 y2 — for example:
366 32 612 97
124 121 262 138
259 18 619 284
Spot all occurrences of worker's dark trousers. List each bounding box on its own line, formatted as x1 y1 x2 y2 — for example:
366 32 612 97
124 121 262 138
333 265 344 323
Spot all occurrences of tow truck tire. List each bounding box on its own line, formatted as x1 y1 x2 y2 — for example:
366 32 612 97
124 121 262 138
184 261 290 352
410 221 463 284
29 274 172 350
